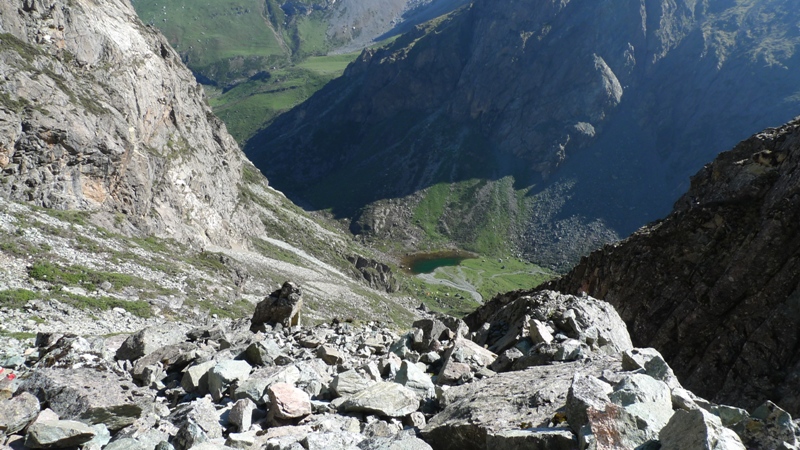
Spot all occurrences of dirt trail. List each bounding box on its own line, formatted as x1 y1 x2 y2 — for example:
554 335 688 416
416 266 483 304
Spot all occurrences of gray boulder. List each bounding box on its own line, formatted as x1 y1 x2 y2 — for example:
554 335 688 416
251 282 303 331
565 373 612 434
659 408 745 450
436 338 496 386
0 392 40 436
395 361 435 400
341 382 420 417
485 429 576 450
229 398 256 433
208 360 252 402
245 340 284 367
18 368 151 431
357 433 433 450
115 327 186 362
737 401 799 449
608 374 674 444
330 369 373 398
181 360 217 395
24 420 96 449
317 345 344 365
131 343 200 381
423 356 620 450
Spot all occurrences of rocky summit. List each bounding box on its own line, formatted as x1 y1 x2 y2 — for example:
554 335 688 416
3 288 796 450
547 117 800 417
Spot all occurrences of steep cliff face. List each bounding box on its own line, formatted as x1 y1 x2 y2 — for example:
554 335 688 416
550 117 800 414
247 0 800 266
0 0 260 247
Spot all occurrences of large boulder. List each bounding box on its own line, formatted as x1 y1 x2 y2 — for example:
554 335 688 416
251 282 303 331
0 392 40 436
341 382 420 417
436 338 497 385
18 368 152 431
464 291 632 363
267 382 312 420
659 409 745 450
208 360 252 402
423 356 621 450
115 327 186 362
24 420 96 449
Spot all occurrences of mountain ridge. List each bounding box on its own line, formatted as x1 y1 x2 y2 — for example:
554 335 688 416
247 0 800 267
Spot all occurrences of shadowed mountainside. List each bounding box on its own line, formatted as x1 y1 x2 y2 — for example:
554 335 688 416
247 0 800 267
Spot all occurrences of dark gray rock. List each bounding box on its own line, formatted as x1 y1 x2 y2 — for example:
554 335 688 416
18 368 151 431
251 282 303 331
245 340 284 367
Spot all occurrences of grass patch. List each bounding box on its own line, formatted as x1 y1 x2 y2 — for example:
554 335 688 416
0 289 38 308
28 261 145 291
42 209 90 226
0 330 37 340
56 292 152 318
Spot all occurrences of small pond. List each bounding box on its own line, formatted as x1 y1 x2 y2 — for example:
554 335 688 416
401 250 476 274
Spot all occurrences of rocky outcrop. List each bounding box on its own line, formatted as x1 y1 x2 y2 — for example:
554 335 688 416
549 118 800 414
0 0 268 248
251 281 304 331
1 290 795 449
248 0 800 266
347 256 399 293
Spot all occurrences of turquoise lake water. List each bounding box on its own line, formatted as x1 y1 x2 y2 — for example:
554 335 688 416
402 251 474 274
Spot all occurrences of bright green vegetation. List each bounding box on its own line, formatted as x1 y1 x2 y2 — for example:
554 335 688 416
133 0 286 77
0 289 38 308
131 0 361 143
411 177 531 256
398 256 554 317
452 257 553 301
209 52 359 141
0 330 37 340
55 292 153 318
28 261 146 292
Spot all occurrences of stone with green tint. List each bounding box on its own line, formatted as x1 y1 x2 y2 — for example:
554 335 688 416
25 420 96 448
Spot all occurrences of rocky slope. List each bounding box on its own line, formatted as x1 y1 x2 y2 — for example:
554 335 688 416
4 289 795 450
545 117 800 415
247 0 800 267
0 0 424 327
